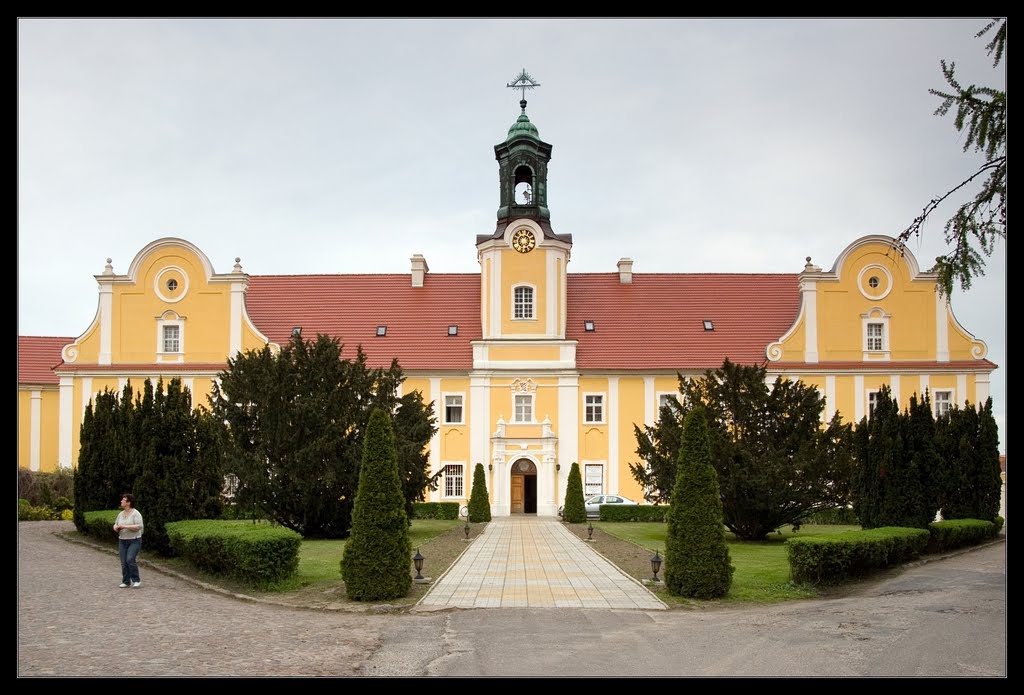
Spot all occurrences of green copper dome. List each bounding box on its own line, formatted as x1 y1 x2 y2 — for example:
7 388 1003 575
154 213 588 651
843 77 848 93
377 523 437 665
506 113 540 142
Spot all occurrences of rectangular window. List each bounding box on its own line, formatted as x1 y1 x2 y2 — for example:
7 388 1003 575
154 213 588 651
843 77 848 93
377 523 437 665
584 394 604 423
934 390 952 418
866 322 884 351
514 394 533 422
444 395 464 424
443 464 464 498
513 286 534 320
163 325 180 353
584 463 603 497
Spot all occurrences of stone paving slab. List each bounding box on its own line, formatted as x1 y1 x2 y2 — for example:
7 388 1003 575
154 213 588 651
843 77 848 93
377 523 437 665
415 517 666 611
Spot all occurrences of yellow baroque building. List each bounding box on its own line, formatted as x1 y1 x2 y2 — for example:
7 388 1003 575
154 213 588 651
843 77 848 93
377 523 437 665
17 104 996 517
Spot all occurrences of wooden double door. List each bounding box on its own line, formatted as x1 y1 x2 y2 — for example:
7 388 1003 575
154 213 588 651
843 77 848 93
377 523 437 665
510 459 538 514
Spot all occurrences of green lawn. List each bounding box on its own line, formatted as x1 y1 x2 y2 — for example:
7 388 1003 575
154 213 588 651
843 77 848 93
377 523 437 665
293 519 458 585
595 522 860 604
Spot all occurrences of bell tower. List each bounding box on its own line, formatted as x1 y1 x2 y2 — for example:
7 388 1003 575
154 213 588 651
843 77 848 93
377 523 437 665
492 70 557 238
476 70 573 342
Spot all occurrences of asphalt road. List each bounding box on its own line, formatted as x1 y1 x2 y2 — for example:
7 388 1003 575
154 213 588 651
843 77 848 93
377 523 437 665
18 521 1006 677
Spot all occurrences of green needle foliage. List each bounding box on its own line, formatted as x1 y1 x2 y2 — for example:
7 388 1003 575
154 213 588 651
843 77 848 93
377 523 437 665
341 408 412 601
562 462 587 523
468 463 492 523
664 408 733 599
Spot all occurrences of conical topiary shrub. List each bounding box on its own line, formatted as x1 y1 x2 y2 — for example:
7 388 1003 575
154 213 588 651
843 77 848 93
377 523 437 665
467 463 491 522
341 408 412 600
664 407 733 598
562 462 586 523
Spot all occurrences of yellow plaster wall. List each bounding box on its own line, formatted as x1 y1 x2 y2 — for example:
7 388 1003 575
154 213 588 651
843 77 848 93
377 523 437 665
488 345 561 362
500 249 549 336
616 377 646 502
113 250 233 364
18 388 61 472
777 318 807 362
817 244 938 362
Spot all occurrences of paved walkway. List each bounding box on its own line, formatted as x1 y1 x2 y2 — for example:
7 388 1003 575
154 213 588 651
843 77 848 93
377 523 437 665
415 516 666 611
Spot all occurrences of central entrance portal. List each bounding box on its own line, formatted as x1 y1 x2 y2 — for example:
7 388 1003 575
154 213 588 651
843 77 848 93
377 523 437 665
510 458 538 514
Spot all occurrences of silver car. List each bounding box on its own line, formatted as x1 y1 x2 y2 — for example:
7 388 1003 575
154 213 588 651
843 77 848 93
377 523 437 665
584 494 637 518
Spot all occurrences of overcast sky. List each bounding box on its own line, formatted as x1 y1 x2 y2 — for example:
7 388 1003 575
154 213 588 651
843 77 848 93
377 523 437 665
18 18 1006 451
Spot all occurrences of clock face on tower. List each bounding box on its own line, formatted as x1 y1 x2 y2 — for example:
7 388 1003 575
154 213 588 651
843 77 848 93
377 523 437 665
512 228 536 253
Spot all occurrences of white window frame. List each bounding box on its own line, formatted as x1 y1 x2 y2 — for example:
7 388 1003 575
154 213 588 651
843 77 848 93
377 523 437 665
867 389 881 418
442 463 465 499
512 284 535 321
933 389 954 418
583 462 604 497
583 393 605 424
514 393 534 423
861 308 891 360
157 316 185 363
657 391 680 413
443 393 465 425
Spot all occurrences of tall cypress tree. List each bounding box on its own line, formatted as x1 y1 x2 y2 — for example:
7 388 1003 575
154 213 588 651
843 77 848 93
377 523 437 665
664 408 733 598
342 408 412 601
906 393 942 525
468 463 491 523
976 398 1004 521
561 462 586 523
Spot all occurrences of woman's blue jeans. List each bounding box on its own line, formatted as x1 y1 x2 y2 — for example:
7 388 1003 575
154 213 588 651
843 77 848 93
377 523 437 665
119 538 142 584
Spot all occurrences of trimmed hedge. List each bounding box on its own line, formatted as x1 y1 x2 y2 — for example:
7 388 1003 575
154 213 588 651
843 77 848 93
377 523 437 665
82 509 121 544
166 519 301 587
412 502 460 520
600 504 669 522
787 527 929 586
927 518 1002 553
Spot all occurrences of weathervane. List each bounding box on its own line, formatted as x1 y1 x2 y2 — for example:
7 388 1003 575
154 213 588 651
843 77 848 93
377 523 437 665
507 69 540 112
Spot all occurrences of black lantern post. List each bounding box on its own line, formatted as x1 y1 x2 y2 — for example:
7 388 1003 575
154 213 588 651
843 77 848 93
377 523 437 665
650 550 662 583
587 522 594 540
413 548 424 580
464 520 471 540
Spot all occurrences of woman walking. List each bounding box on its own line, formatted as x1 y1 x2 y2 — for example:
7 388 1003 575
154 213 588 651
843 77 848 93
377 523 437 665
113 493 144 588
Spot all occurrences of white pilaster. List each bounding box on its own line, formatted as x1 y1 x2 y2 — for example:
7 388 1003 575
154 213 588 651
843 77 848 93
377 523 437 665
230 281 245 356
99 284 113 366
936 292 950 362
58 376 74 469
803 280 819 363
958 374 968 405
854 375 865 422
825 375 836 422
608 376 619 494
29 390 42 471
429 377 441 501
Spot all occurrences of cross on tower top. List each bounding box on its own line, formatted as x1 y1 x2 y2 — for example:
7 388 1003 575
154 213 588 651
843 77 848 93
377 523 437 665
507 69 541 111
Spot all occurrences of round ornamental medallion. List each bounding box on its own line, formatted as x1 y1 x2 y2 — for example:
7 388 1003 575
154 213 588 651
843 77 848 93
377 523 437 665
518 460 530 472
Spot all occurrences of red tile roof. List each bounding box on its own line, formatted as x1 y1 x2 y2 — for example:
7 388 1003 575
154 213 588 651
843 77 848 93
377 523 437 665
23 272 996 378
567 273 801 370
245 274 481 370
18 336 71 386
245 272 802 372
